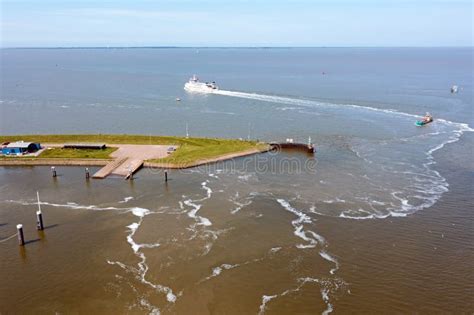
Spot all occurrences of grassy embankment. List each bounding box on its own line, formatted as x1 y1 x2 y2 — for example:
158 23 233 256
0 134 268 166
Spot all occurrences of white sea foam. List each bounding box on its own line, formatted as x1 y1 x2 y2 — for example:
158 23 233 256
6 199 123 212
269 247 282 253
17 198 176 307
119 196 134 203
258 276 342 315
182 181 213 226
215 88 474 219
184 199 212 226
203 263 240 281
276 199 340 278
319 251 339 275
322 198 346 204
276 199 317 249
258 295 278 315
118 209 177 304
201 180 212 199
179 179 218 255
130 207 150 218
139 298 161 315
230 191 254 214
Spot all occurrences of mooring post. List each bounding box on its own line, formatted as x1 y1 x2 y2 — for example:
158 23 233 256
165 170 168 182
51 166 57 178
36 211 44 231
17 224 25 246
85 168 90 179
36 191 44 230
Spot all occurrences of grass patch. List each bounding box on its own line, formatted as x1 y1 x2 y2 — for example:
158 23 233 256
38 147 116 159
152 140 268 166
1 134 243 146
0 134 268 165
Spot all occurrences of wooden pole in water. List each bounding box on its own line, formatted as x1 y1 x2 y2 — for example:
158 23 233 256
17 224 25 246
36 191 44 231
51 166 57 178
85 168 90 179
165 170 168 182
36 211 44 231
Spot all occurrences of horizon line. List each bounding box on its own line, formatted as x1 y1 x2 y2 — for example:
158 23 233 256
2 45 473 50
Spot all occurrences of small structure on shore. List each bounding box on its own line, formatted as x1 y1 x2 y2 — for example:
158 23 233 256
1 141 41 155
270 137 315 154
63 143 106 150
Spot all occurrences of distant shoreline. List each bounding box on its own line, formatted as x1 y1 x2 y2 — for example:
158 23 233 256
2 46 472 50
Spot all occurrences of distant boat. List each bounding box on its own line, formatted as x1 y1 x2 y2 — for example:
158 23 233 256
184 75 218 93
415 112 433 126
175 98 181 102
451 85 458 94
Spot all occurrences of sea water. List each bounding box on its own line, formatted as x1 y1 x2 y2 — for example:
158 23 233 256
0 48 473 314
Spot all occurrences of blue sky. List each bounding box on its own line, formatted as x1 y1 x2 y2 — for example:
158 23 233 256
1 0 472 47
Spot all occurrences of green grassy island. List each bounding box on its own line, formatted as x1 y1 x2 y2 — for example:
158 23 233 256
0 134 269 168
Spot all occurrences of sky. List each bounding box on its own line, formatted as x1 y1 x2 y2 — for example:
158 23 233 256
0 0 472 47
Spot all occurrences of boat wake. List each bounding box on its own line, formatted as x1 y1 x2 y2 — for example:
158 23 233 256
213 88 473 219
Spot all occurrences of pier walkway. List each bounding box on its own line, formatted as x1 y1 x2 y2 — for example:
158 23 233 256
93 144 176 179
92 158 127 179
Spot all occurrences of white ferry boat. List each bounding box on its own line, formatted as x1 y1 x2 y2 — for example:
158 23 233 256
184 75 218 93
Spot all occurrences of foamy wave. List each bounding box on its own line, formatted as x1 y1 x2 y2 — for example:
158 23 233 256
215 88 474 220
203 263 240 281
319 251 339 275
184 199 212 226
119 196 134 203
6 199 125 212
8 198 177 308
229 191 254 214
276 199 317 249
258 276 346 315
183 180 214 227
110 207 177 305
258 295 278 315
276 199 340 279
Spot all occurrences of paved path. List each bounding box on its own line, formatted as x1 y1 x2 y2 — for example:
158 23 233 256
112 158 144 177
94 144 176 179
92 158 127 179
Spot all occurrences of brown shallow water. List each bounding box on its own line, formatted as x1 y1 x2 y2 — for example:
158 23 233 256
0 135 473 314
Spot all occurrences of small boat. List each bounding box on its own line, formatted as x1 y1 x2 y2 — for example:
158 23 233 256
415 120 432 126
175 98 181 102
415 112 433 126
451 85 458 93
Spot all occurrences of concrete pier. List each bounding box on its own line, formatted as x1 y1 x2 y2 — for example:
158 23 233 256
113 158 144 179
92 158 127 179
